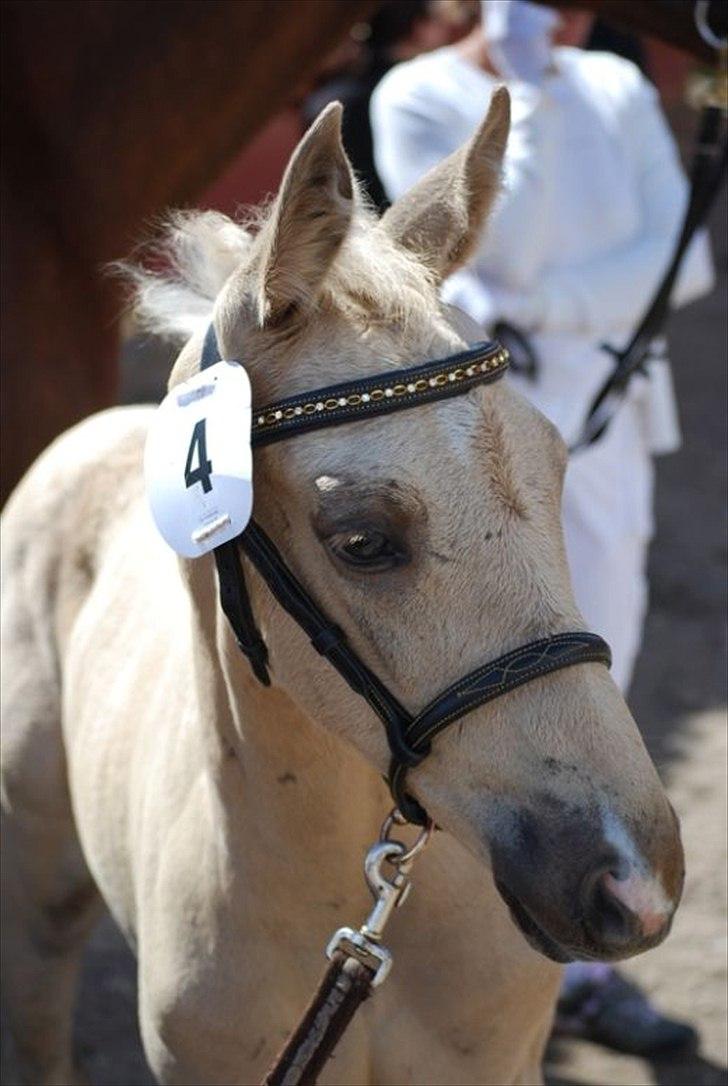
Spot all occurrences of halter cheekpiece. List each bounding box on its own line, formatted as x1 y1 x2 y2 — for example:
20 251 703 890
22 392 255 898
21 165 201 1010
200 324 611 824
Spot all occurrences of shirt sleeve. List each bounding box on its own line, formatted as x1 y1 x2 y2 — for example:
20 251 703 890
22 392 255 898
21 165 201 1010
370 74 465 200
532 73 715 337
371 68 561 291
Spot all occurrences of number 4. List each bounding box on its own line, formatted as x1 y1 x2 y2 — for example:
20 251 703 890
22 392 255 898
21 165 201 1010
184 419 213 493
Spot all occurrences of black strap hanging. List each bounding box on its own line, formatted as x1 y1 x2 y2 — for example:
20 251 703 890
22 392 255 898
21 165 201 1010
213 541 271 686
571 99 727 452
200 326 271 685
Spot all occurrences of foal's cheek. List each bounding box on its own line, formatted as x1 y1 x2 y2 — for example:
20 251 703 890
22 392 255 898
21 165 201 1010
273 642 393 773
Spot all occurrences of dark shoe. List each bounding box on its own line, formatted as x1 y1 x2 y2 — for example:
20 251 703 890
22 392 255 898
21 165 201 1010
554 968 699 1056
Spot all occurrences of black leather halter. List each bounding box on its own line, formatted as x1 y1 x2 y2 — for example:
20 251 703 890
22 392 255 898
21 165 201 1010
200 325 611 824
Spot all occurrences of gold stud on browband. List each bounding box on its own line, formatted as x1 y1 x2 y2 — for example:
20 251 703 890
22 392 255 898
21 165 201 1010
252 345 510 437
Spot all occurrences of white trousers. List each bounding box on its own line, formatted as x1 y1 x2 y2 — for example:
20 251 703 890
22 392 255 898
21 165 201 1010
560 399 654 694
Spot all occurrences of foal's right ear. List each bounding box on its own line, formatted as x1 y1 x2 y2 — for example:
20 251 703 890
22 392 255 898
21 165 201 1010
254 102 355 326
381 87 510 282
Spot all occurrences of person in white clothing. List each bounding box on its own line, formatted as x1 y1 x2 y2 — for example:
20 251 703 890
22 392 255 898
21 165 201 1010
371 1 714 692
370 0 714 1055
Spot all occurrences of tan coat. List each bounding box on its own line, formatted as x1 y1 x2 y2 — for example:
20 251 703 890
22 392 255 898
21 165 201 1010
1 96 682 1085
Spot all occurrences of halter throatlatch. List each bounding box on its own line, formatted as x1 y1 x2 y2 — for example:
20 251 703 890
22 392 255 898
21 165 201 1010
200 325 611 825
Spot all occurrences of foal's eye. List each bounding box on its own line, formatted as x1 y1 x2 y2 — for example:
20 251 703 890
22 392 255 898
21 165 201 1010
327 528 407 572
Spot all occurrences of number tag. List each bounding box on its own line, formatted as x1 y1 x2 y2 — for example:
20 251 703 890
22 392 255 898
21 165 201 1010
144 360 253 557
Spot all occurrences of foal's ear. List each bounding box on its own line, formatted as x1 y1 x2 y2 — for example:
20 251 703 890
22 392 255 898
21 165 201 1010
254 102 355 326
381 87 510 281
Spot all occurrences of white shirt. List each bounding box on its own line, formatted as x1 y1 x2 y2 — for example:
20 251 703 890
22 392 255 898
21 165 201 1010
371 46 715 448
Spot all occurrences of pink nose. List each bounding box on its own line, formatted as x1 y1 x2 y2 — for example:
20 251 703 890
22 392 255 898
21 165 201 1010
602 871 671 938
579 862 674 956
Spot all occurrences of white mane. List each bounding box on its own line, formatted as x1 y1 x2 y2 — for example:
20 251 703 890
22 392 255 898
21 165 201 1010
119 210 255 342
119 204 437 348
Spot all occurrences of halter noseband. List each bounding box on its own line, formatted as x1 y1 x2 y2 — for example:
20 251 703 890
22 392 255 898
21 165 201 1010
200 325 611 824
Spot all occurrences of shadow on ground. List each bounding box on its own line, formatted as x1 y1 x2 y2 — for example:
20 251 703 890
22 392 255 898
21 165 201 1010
545 1037 728 1086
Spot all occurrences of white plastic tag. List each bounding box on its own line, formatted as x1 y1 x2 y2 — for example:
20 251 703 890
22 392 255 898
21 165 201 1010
144 360 253 558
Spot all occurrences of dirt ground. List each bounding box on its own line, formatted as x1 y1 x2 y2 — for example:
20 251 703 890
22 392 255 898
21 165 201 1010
2 135 726 1086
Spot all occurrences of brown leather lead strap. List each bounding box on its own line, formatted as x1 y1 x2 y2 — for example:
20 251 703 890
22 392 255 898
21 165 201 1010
263 952 375 1086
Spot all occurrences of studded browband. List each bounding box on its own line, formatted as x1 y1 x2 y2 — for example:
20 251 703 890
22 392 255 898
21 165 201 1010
200 325 611 825
250 339 509 446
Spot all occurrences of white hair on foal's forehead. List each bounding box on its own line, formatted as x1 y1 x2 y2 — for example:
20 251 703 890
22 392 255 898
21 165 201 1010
322 214 438 333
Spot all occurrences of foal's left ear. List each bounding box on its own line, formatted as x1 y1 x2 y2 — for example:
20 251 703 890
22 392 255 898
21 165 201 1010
381 87 510 282
254 102 355 326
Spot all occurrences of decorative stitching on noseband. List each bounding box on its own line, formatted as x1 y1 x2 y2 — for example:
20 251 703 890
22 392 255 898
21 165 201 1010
387 632 611 822
407 635 612 749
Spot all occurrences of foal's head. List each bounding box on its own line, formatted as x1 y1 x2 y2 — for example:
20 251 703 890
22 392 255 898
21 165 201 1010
135 94 683 963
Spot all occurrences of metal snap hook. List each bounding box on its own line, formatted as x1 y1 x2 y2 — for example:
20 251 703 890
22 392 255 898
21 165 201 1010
361 841 411 941
325 807 434 989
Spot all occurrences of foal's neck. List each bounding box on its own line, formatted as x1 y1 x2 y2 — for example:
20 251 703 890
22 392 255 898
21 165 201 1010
196 625 385 864
218 649 388 933
228 655 384 835
184 554 388 928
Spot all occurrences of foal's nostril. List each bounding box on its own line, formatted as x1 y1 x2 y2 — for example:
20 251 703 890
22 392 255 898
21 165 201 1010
580 865 641 951
580 861 673 955
595 872 636 941
601 869 672 939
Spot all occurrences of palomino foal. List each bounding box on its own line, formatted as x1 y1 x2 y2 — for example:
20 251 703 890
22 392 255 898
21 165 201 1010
2 94 683 1085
